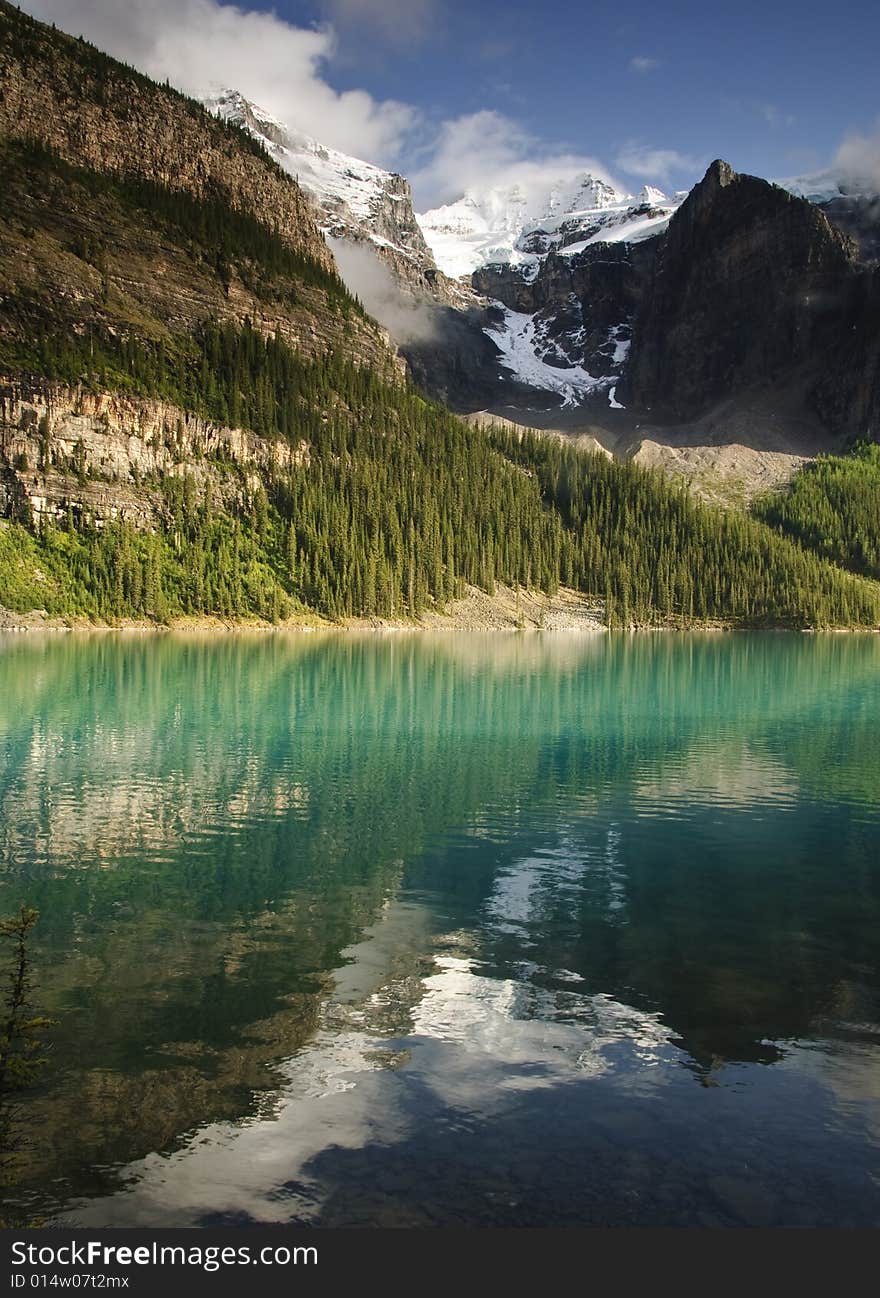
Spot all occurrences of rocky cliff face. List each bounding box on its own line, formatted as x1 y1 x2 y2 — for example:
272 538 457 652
473 237 658 384
621 161 877 437
624 161 856 412
809 267 880 437
0 376 305 530
821 195 880 265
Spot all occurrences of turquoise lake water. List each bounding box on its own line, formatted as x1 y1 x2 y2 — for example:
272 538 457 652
1 630 878 1226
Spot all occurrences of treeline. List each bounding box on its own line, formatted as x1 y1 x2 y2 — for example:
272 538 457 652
12 318 379 431
3 321 880 628
752 443 880 581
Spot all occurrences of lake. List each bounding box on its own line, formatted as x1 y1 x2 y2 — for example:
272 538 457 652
1 630 879 1227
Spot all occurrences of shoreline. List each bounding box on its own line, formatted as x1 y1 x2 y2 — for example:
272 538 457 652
1 590 875 636
0 584 608 635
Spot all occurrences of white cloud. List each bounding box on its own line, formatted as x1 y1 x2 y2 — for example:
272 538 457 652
23 0 416 163
629 55 660 73
327 238 438 343
412 110 620 209
21 1 704 211
835 123 880 190
615 143 700 185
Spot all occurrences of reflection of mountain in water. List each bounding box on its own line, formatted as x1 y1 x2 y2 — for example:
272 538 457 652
1 631 879 1222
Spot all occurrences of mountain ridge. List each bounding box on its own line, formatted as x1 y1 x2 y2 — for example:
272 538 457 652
0 3 330 268
622 158 879 441
203 87 463 308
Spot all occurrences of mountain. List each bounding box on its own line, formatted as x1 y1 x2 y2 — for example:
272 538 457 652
202 89 452 305
1 0 879 633
194 95 691 414
202 89 505 410
418 177 684 406
418 177 681 280
416 161 879 437
621 160 880 443
23 20 867 444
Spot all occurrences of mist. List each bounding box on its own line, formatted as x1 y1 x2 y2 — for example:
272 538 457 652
835 126 880 193
328 237 439 345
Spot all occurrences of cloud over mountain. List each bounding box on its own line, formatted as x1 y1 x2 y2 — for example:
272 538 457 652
25 0 416 162
411 110 620 209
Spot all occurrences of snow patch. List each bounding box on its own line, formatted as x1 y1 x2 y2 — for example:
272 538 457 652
608 325 631 366
775 167 879 204
557 210 675 259
775 169 847 204
484 306 611 407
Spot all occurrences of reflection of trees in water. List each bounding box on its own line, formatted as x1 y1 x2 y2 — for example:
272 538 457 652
0 631 878 1211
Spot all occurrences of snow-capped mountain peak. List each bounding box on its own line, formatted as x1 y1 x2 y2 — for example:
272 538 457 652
417 173 682 280
202 88 436 274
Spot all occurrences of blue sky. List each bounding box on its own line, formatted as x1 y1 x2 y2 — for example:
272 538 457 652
26 0 880 206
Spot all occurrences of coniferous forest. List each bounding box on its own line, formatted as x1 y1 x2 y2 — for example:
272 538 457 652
2 314 879 629
752 444 880 583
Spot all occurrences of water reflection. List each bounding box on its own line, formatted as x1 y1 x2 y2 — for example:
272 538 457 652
1 631 879 1225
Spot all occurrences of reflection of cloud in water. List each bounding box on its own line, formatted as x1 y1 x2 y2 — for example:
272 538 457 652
412 955 679 1082
487 827 628 932
64 900 680 1226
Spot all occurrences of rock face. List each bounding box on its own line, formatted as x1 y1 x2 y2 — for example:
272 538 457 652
809 267 880 436
821 195 880 265
0 378 305 529
0 376 310 526
474 237 658 382
0 132 396 381
622 160 878 439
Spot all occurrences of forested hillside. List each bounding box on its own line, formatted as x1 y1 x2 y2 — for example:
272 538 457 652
491 429 880 629
3 324 879 628
753 444 880 582
0 1 878 631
